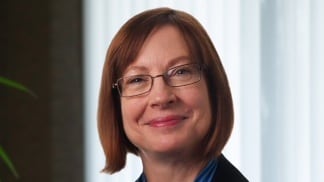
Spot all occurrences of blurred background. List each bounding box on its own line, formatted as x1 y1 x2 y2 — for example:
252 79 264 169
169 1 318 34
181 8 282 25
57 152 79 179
1 0 323 182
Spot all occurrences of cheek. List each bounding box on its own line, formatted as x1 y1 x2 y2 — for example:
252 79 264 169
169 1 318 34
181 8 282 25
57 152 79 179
121 99 147 147
185 82 211 111
121 99 145 125
186 82 212 126
121 100 137 140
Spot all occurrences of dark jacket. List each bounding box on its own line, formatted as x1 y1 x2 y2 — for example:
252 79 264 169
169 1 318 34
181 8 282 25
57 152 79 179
135 154 249 182
213 154 249 182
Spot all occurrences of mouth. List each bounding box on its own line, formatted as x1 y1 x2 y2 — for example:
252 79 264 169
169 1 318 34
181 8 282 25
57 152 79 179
146 115 187 128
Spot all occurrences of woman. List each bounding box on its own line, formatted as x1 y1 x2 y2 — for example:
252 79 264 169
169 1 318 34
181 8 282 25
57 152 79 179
98 7 248 182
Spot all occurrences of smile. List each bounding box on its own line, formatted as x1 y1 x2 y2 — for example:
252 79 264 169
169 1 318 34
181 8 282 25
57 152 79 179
147 115 187 128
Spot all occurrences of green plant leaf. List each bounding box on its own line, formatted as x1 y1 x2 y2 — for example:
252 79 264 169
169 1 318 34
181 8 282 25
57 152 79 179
0 145 19 179
0 76 37 98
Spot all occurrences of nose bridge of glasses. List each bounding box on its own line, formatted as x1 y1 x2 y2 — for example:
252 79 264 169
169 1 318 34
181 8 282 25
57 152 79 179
151 74 170 86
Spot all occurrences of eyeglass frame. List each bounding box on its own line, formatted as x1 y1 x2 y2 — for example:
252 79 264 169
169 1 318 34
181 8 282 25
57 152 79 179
112 63 204 97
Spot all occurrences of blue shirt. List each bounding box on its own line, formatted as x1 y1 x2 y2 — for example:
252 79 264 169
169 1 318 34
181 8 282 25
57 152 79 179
135 158 218 182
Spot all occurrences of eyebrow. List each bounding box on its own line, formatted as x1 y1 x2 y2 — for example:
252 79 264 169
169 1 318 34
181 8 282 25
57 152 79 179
124 55 192 74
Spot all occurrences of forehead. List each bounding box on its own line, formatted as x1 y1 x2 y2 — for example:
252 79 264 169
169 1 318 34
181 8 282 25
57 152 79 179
124 56 193 74
123 25 191 72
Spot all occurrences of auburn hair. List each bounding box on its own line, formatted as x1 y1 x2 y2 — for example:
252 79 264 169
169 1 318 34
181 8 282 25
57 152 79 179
98 7 234 173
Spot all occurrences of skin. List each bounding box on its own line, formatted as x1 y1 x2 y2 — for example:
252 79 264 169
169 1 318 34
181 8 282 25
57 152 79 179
121 25 212 182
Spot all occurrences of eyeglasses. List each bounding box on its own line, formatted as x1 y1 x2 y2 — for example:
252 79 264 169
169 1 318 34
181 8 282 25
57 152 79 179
113 63 203 97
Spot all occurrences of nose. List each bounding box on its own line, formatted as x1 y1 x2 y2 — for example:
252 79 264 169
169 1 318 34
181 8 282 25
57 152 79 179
148 75 176 109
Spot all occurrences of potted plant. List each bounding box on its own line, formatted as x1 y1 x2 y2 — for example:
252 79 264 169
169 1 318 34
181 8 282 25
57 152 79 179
0 76 36 181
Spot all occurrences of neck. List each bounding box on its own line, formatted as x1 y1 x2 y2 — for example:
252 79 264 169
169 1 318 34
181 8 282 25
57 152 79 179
139 150 209 182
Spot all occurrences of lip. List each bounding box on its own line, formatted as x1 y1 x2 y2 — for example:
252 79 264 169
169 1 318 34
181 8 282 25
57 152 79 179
146 115 187 128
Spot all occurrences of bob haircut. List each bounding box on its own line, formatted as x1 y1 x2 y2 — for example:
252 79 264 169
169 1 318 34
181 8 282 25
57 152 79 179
98 7 234 173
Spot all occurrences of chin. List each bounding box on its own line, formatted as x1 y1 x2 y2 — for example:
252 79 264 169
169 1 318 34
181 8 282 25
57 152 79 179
148 140 187 154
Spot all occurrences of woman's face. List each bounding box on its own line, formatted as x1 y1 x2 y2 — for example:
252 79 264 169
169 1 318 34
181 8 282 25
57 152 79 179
120 25 212 156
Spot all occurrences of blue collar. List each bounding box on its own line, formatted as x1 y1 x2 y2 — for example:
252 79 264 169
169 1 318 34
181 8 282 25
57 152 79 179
194 158 218 182
135 158 218 182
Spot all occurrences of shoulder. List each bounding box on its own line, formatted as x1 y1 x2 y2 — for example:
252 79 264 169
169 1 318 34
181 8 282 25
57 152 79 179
213 154 249 182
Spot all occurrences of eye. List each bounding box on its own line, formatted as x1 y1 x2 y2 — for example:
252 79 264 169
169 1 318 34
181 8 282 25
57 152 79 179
170 66 193 77
124 75 149 85
175 68 191 75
